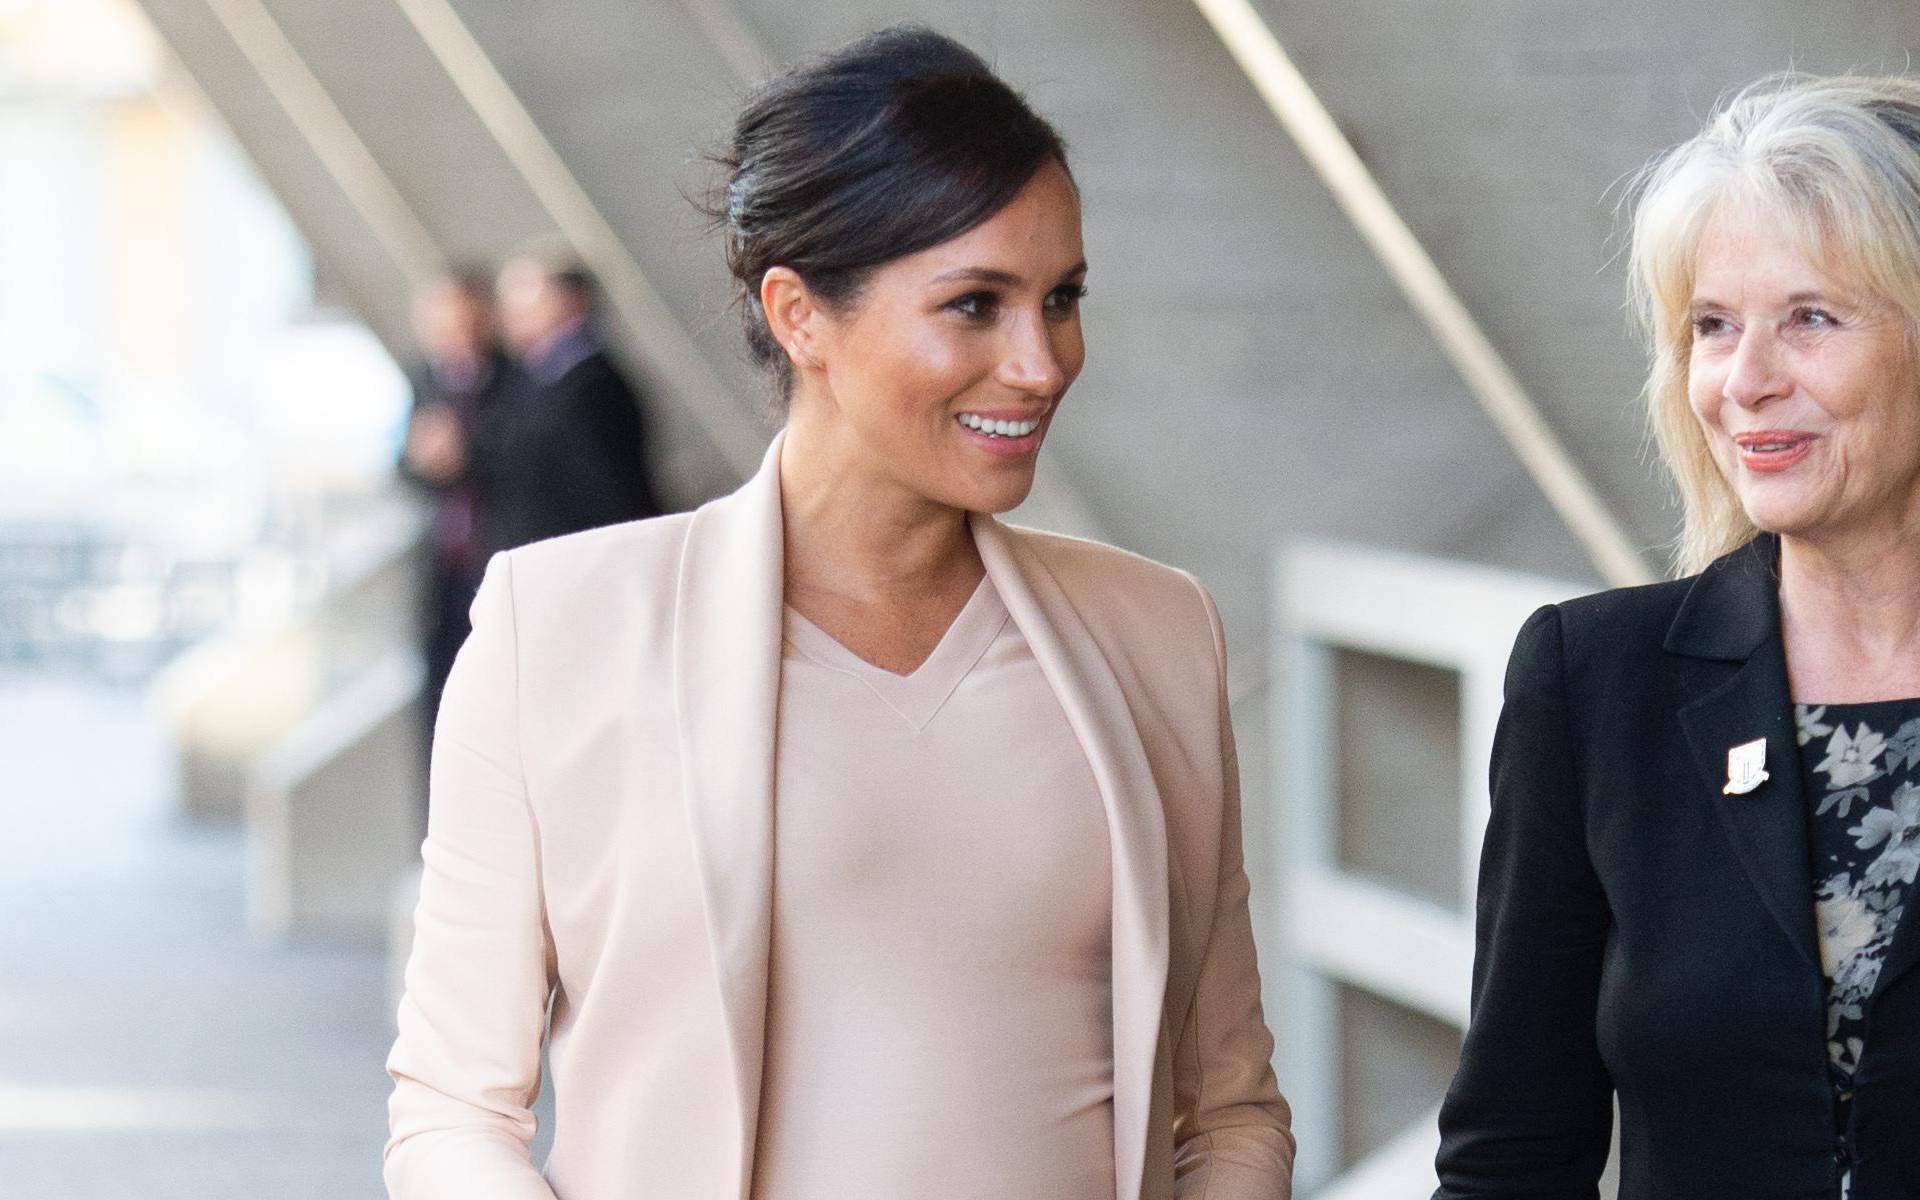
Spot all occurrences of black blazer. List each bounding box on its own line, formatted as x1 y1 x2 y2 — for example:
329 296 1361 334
398 350 520 498
1435 534 1920 1200
466 348 662 557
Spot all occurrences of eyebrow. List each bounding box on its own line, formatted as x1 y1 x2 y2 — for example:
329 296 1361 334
930 261 1089 287
1687 289 1844 313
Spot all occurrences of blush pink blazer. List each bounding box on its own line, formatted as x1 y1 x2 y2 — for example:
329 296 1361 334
384 434 1295 1199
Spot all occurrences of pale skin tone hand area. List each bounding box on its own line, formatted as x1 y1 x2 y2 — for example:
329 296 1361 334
761 161 1088 675
405 404 466 484
1687 204 1920 701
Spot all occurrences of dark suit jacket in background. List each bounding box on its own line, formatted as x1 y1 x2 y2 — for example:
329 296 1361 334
400 349 521 730
467 347 662 558
400 348 520 561
1435 534 1920 1200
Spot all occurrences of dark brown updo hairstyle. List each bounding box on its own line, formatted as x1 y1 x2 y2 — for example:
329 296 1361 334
706 25 1070 397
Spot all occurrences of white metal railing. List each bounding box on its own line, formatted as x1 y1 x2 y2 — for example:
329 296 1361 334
1313 1109 1442 1200
1270 538 1583 1196
245 645 424 938
150 494 426 823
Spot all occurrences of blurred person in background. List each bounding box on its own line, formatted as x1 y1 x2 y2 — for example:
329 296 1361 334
1436 75 1920 1200
383 26 1292 1200
400 268 519 733
472 249 662 557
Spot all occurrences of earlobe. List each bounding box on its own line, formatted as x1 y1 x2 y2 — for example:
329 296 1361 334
761 266 823 371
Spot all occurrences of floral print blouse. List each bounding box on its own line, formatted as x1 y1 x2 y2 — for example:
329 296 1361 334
1796 699 1920 1162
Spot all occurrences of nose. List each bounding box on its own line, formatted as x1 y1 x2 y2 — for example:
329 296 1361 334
995 311 1069 399
1722 326 1790 410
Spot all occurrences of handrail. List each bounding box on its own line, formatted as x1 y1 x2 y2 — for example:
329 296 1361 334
1190 0 1654 588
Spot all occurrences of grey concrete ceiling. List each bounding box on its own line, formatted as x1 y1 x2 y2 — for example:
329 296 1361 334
133 0 1920 665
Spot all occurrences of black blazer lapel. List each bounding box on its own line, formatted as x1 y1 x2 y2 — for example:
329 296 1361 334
1669 536 1822 974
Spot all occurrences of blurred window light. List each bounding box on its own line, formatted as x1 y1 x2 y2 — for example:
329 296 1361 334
250 318 412 491
0 0 410 684
0 0 161 99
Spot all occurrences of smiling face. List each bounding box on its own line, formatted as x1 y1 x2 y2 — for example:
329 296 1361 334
1686 204 1920 548
774 159 1087 515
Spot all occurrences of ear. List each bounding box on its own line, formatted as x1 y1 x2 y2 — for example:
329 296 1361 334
760 266 825 371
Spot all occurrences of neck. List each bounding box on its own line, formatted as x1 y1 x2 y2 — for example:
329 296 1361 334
525 316 590 367
777 409 980 606
1779 522 1920 693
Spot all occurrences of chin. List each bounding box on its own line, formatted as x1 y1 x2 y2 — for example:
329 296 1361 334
1739 498 1832 543
956 473 1038 515
1732 475 1823 531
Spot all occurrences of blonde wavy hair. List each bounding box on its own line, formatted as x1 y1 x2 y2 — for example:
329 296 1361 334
1628 73 1920 574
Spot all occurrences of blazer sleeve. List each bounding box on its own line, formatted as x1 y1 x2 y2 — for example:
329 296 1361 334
1433 604 1614 1198
385 553 561 1200
1170 577 1297 1198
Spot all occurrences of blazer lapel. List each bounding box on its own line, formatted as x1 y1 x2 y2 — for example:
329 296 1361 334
672 433 785 1200
972 514 1171 1200
1670 535 1821 974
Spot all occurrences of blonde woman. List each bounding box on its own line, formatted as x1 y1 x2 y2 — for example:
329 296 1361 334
1436 76 1920 1199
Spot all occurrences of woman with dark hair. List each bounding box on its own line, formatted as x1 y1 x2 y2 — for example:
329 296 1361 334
384 26 1293 1200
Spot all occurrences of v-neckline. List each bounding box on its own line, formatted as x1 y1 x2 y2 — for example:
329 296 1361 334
782 577 1009 731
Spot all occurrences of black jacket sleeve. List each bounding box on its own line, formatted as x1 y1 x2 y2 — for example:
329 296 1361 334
540 361 660 529
1434 604 1615 1198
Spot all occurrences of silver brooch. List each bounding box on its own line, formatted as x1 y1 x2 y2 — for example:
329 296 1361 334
1723 737 1770 795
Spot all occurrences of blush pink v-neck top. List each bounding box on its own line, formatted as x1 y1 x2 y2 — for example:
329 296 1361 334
750 577 1116 1200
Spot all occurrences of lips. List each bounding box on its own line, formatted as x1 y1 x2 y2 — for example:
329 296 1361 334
953 406 1051 458
1732 430 1816 473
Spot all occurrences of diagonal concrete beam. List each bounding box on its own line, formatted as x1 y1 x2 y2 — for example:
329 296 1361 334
1192 0 1654 586
672 0 771 84
201 0 445 285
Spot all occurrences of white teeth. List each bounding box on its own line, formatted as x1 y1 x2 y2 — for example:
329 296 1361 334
957 413 1040 438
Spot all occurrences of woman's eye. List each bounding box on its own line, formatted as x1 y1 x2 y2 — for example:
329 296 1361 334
1691 314 1730 338
1793 305 1837 328
946 292 998 320
1045 284 1089 315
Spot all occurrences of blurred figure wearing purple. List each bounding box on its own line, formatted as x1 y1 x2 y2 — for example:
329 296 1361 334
400 270 521 733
